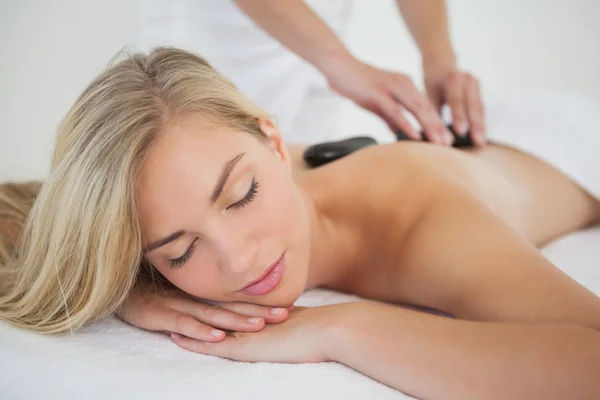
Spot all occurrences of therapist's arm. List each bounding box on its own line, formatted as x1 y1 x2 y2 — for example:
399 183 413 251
233 0 349 72
395 0 455 62
233 0 452 145
396 0 486 144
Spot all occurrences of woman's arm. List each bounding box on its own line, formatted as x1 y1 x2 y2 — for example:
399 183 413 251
167 298 600 398
328 301 600 399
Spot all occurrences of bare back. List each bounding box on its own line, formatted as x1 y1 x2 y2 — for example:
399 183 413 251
292 141 599 247
291 141 600 312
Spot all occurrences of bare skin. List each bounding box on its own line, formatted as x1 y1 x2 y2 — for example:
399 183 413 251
290 141 600 247
288 141 600 319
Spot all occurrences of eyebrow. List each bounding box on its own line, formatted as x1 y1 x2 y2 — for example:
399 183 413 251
143 152 246 254
211 152 246 204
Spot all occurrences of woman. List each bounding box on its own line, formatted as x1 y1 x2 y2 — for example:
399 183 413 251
0 48 599 399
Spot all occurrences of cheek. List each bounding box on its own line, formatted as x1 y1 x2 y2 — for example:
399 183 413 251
254 176 299 234
154 254 224 299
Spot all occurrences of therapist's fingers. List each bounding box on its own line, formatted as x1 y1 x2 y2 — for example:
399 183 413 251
426 87 443 116
374 93 419 140
464 73 486 147
392 78 452 145
444 71 468 137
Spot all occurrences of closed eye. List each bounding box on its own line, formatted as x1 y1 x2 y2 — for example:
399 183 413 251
167 179 259 269
168 238 198 269
227 178 259 211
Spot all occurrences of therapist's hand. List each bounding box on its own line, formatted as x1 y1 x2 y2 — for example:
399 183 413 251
423 55 486 147
321 53 454 145
116 280 291 342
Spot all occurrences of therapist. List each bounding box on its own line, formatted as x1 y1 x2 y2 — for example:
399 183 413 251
140 0 485 146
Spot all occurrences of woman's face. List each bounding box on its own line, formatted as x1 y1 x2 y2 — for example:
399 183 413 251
137 115 310 307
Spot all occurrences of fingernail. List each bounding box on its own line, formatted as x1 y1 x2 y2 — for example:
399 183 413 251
270 308 286 315
458 122 468 135
171 332 183 340
246 317 263 324
211 328 225 337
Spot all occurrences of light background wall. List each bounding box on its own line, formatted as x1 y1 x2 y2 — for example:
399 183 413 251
1 0 599 180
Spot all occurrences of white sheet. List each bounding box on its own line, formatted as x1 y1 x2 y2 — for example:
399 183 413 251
0 226 598 400
485 91 600 199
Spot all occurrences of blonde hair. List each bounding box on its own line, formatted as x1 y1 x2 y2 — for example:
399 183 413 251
0 47 270 333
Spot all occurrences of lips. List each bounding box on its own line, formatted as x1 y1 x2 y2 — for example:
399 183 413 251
240 253 285 296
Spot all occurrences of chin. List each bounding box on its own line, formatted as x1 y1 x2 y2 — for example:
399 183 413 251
270 278 306 306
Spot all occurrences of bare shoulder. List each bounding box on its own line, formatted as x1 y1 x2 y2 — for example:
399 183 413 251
302 142 451 222
313 141 600 245
301 142 465 260
303 142 491 299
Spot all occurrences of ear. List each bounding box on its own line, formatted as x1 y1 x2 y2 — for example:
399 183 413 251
258 117 292 170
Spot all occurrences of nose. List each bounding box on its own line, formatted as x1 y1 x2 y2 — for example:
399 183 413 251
215 230 259 276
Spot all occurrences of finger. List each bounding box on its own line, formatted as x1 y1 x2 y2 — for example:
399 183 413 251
426 87 443 115
464 73 486 147
171 332 239 361
394 84 452 145
444 71 468 136
159 309 227 342
176 300 266 332
215 302 290 324
375 93 420 140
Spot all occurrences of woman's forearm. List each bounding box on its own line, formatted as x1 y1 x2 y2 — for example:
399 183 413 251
233 0 352 72
395 0 455 62
328 302 600 399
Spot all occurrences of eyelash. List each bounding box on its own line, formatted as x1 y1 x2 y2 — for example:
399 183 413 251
168 179 260 269
227 178 259 211
169 238 198 269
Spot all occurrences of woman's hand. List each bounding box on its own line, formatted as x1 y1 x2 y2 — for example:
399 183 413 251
320 52 454 146
116 280 291 342
170 303 356 363
423 54 486 147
